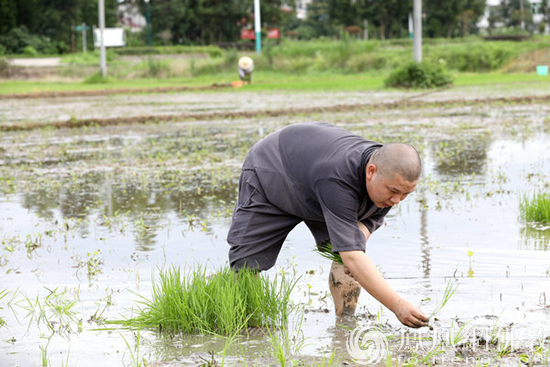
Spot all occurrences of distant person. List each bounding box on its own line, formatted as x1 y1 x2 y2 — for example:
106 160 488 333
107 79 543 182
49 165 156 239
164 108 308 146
227 122 429 328
238 56 254 85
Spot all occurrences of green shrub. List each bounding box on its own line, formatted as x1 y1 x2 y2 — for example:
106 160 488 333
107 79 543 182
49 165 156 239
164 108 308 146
0 59 9 78
223 48 239 67
113 45 223 58
425 40 543 72
296 25 318 40
0 26 58 54
145 57 170 78
23 46 38 57
347 53 388 72
385 61 454 89
83 72 116 84
62 50 117 66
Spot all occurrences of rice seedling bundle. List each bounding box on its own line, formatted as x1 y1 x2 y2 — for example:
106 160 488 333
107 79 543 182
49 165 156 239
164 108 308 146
519 192 550 224
115 266 296 336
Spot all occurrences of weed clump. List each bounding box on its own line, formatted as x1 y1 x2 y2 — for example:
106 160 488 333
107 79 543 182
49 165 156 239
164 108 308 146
520 192 550 224
115 266 296 335
384 61 453 89
83 72 117 84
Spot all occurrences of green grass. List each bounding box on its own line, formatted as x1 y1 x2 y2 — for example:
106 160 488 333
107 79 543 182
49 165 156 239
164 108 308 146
0 71 386 95
0 77 215 95
112 266 297 336
520 192 550 224
2 70 548 96
454 72 550 86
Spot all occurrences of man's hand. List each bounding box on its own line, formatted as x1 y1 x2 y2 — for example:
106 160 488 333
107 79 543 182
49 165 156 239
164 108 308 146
340 250 429 329
394 298 429 328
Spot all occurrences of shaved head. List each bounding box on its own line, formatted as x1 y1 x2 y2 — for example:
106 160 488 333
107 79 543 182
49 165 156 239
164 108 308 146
369 143 422 182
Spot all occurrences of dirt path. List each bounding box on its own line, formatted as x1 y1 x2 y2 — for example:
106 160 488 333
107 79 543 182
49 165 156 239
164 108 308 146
8 58 63 67
0 84 234 100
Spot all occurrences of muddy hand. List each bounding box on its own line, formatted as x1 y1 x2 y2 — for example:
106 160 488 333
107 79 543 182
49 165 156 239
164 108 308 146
394 298 429 328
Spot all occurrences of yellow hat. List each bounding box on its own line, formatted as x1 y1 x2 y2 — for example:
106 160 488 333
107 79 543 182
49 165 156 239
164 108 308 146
238 56 253 70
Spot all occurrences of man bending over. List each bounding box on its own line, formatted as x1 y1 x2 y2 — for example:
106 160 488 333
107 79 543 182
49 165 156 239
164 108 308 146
227 122 428 328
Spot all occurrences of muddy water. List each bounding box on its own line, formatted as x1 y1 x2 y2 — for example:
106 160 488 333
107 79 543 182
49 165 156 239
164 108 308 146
0 88 549 366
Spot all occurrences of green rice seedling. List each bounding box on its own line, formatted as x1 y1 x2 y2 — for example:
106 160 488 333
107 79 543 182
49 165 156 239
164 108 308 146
311 350 339 367
430 280 458 318
18 287 78 335
119 329 143 367
39 338 51 367
314 242 343 265
265 315 308 367
113 266 297 336
447 320 470 347
519 192 550 223
0 288 16 327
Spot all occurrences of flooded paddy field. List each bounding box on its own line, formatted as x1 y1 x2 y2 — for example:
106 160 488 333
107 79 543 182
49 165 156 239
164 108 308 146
0 85 550 366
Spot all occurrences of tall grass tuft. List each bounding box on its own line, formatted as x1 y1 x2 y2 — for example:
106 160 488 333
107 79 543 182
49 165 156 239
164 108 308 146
113 266 296 336
519 192 550 224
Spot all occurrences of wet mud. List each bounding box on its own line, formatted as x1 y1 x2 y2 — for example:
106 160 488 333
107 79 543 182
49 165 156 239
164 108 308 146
3 91 550 132
0 83 233 101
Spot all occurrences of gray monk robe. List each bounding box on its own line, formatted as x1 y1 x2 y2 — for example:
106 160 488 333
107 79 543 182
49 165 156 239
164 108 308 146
227 122 391 270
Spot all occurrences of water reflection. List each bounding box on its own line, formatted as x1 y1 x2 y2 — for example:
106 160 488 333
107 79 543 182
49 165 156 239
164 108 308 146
15 170 238 251
519 225 550 251
419 191 431 279
431 133 491 177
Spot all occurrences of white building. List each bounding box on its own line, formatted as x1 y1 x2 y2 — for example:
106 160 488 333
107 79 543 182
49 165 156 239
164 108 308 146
295 0 313 19
118 0 147 32
478 0 546 31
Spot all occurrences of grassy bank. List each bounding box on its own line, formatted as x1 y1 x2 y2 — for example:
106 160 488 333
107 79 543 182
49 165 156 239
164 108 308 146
2 36 550 95
2 71 549 95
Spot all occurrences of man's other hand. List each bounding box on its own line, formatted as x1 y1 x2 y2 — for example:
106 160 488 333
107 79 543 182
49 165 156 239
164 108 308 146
394 298 429 328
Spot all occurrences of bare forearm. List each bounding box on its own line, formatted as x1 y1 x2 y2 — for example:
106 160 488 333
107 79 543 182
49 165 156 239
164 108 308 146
340 250 429 327
340 251 401 312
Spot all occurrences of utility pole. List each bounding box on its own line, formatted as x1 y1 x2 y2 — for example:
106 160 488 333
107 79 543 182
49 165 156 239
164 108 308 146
413 0 422 62
82 23 87 53
254 0 261 53
144 0 152 47
520 0 525 31
98 0 107 77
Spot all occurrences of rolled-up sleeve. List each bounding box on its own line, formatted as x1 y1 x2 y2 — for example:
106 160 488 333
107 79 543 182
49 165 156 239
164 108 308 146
315 179 366 253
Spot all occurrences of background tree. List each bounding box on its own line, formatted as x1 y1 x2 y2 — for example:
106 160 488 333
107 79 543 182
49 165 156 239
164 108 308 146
0 0 17 36
290 0 336 39
328 0 359 30
540 0 550 32
0 0 117 54
498 0 533 29
508 0 534 30
360 0 411 40
425 0 486 37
